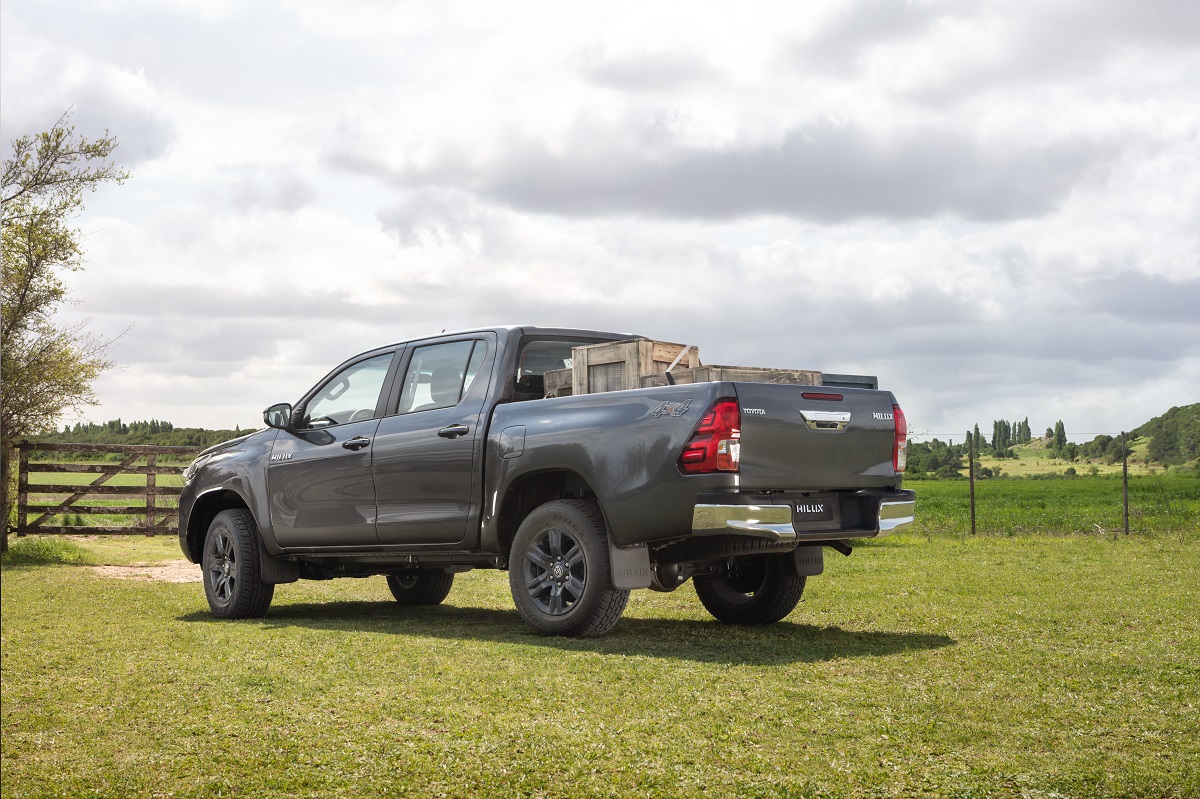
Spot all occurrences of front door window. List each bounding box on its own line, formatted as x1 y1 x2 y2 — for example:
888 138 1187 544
302 353 394 429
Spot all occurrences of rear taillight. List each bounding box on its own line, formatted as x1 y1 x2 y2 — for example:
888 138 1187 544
678 398 741 474
893 403 908 473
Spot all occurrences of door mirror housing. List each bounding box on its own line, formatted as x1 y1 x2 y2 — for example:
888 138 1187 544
263 402 293 430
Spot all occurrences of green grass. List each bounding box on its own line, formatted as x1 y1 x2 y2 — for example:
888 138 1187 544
3 534 1198 798
907 474 1199 538
0 536 95 566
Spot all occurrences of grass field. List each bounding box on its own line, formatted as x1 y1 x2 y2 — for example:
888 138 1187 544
3 530 1198 799
969 439 1165 479
907 475 1199 538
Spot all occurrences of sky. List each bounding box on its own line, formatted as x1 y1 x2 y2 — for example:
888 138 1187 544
2 0 1198 442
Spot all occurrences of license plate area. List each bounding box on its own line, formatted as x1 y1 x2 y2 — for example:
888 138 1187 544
791 493 841 532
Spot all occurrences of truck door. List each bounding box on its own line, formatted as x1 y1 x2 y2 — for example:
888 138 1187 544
268 351 397 547
372 336 495 545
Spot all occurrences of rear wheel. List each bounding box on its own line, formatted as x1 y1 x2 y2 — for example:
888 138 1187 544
202 509 274 619
509 499 629 637
386 570 455 605
694 553 805 624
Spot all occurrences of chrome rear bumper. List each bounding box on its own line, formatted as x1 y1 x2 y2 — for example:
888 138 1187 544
691 491 915 542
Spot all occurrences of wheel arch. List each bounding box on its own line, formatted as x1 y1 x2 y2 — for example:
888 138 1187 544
185 489 254 563
493 468 605 561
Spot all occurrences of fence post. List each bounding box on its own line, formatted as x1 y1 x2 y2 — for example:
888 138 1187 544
17 446 29 538
1122 431 1129 535
146 452 157 536
968 433 977 536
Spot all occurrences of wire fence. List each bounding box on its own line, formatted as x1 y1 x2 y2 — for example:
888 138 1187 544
905 475 1198 538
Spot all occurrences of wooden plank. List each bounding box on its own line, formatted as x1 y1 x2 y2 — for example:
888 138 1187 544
14 526 178 536
641 365 823 388
543 367 573 397
24 484 184 496
24 505 177 515
29 463 185 475
589 362 625 393
17 442 201 455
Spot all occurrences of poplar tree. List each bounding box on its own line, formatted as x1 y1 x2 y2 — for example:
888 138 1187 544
1053 420 1067 452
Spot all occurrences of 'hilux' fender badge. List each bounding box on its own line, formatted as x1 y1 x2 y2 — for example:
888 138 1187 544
651 399 692 418
269 453 293 461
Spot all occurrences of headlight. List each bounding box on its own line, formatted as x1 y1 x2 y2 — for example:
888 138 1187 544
182 454 210 485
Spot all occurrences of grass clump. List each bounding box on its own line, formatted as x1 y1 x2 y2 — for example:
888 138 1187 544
0 536 94 566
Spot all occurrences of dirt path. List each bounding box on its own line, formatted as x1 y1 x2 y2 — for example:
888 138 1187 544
91 560 202 583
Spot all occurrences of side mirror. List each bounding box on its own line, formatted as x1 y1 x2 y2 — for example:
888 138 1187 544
263 402 293 430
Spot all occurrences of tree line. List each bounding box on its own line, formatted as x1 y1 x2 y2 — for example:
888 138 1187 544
907 405 1200 479
34 419 250 450
1134 404 1200 466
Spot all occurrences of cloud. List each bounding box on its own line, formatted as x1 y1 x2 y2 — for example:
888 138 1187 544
227 166 318 213
579 46 718 92
330 120 1114 223
792 0 1200 103
0 15 174 165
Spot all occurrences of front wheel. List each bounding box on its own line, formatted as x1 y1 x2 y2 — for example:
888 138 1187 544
509 499 629 637
202 509 274 619
693 553 805 624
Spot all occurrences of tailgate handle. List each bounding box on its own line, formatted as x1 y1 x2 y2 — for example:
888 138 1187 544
799 410 850 431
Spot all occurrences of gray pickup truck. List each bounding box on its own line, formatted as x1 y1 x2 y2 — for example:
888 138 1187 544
179 326 913 636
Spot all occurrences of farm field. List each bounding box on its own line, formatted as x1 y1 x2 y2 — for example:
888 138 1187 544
3 528 1198 798
907 474 1199 538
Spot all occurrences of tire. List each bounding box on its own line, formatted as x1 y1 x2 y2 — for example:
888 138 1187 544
694 553 805 624
386 570 455 605
202 509 274 619
508 499 630 637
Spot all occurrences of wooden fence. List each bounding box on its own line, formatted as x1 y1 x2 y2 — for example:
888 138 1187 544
14 442 201 536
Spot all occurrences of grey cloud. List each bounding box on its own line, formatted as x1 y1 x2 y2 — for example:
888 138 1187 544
794 0 1200 102
344 122 1114 223
376 188 495 247
0 62 174 167
796 0 968 72
82 284 390 324
579 48 718 91
227 167 318 213
1077 272 1200 324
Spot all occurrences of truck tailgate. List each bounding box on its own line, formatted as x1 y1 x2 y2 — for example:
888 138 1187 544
734 383 900 491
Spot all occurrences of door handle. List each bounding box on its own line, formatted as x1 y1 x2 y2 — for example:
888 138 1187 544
438 424 470 439
342 436 372 451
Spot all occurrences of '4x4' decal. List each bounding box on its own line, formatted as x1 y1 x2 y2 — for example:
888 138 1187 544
651 399 692 418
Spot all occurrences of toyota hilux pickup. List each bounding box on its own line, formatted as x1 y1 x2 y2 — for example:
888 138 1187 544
179 326 914 636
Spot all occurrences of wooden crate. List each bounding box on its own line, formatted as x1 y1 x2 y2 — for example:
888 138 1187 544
542 339 700 397
640 365 822 388
544 367 574 398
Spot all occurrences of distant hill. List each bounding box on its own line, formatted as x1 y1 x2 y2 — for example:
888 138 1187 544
1131 403 1200 466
